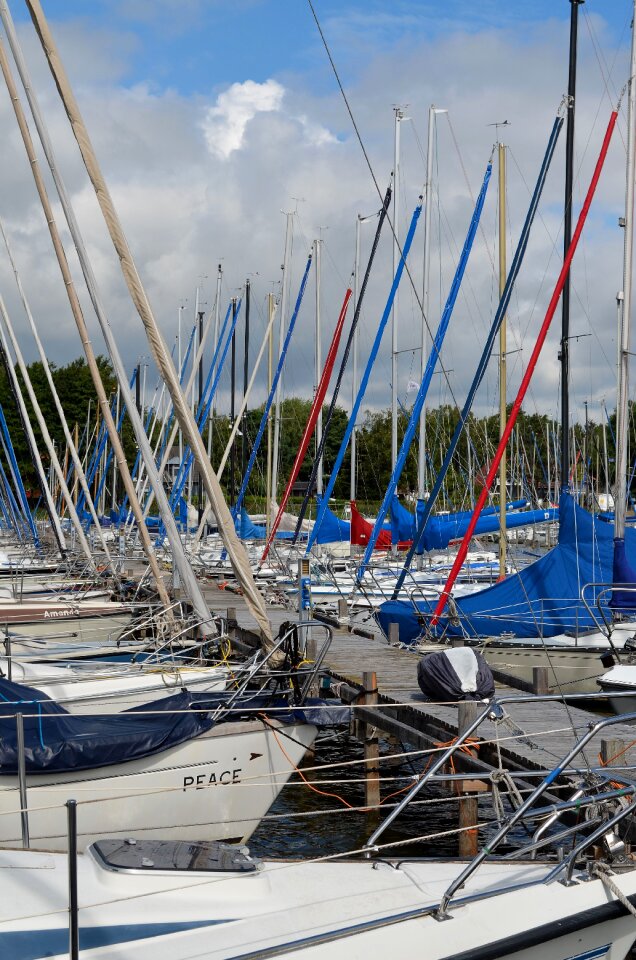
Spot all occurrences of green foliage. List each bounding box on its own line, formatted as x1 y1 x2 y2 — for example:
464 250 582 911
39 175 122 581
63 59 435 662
0 356 129 494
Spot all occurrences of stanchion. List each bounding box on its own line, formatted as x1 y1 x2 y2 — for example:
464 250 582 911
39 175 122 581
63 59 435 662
16 712 29 848
67 799 79 960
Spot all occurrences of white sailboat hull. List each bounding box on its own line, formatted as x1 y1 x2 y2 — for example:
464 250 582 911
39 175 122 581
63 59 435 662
0 717 316 851
1 849 635 959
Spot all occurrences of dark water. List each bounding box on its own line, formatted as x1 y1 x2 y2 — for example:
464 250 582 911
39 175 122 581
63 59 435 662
249 732 513 860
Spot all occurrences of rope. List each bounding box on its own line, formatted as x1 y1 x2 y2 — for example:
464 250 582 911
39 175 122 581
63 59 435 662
491 769 524 825
590 863 636 918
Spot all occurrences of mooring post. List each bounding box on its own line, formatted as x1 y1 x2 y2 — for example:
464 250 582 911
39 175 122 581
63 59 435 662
363 670 381 809
306 634 319 698
388 622 399 646
532 666 549 695
601 738 629 771
457 701 480 857
338 597 348 620
226 606 237 640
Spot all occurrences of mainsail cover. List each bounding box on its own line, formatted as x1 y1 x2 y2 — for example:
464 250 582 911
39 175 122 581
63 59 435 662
351 501 395 549
377 493 634 643
420 506 558 551
313 495 350 543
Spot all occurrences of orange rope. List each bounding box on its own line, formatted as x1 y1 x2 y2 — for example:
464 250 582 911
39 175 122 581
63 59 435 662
597 738 636 789
265 718 481 812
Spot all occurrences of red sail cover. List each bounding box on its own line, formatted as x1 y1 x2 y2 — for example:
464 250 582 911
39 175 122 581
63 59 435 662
260 288 352 565
350 501 411 549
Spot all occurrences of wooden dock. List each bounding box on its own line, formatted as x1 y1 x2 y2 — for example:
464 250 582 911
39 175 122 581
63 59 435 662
203 582 636 783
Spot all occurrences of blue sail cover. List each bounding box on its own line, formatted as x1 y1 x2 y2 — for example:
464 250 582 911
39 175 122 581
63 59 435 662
611 537 636 611
0 678 216 773
238 508 301 541
313 496 350 543
391 499 530 548
390 497 418 543
421 506 557 551
377 492 633 644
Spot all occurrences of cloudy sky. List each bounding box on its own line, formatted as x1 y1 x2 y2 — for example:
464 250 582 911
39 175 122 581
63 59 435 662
0 0 634 435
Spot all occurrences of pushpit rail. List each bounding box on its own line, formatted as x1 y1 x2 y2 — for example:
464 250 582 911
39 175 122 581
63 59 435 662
358 690 636 917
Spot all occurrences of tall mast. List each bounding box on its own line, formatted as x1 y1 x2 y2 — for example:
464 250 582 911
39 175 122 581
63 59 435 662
229 296 237 506
177 304 183 468
314 237 323 495
351 218 361 505
498 140 508 578
272 213 293 501
614 0 636 540
242 279 250 484
419 106 446 509
266 292 274 535
208 264 222 464
560 0 584 493
391 106 404 473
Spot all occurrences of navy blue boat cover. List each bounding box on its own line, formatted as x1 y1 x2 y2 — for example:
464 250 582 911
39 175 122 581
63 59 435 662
377 492 636 644
0 680 323 774
0 679 219 773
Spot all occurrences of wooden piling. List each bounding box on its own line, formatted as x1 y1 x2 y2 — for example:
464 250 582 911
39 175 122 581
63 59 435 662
532 667 550 695
457 701 480 857
600 738 629 771
388 623 399 646
363 671 381 809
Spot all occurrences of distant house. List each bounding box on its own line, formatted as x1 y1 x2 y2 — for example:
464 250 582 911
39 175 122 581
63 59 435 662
291 479 317 497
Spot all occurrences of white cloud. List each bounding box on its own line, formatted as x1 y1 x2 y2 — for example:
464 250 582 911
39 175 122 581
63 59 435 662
201 79 285 159
0 8 629 431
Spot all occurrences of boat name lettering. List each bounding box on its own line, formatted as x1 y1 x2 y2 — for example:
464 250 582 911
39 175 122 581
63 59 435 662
182 769 242 790
43 608 80 619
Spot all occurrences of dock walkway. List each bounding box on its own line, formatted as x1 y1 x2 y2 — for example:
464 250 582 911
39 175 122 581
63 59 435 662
204 582 636 781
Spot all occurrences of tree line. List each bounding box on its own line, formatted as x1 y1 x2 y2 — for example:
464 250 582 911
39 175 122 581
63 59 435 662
0 356 628 512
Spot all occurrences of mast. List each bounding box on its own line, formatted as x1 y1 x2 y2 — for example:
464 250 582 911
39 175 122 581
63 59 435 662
498 140 508 578
272 213 293 502
419 106 442 507
266 292 274 535
229 296 237 506
602 400 609 506
614 0 636 540
242 279 250 484
197 303 204 525
391 107 404 474
314 238 323 496
560 0 584 494
351 219 361 506
209 264 222 466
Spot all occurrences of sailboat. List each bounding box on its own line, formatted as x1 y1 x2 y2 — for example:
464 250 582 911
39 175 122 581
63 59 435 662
2 692 636 959
0 674 317 851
